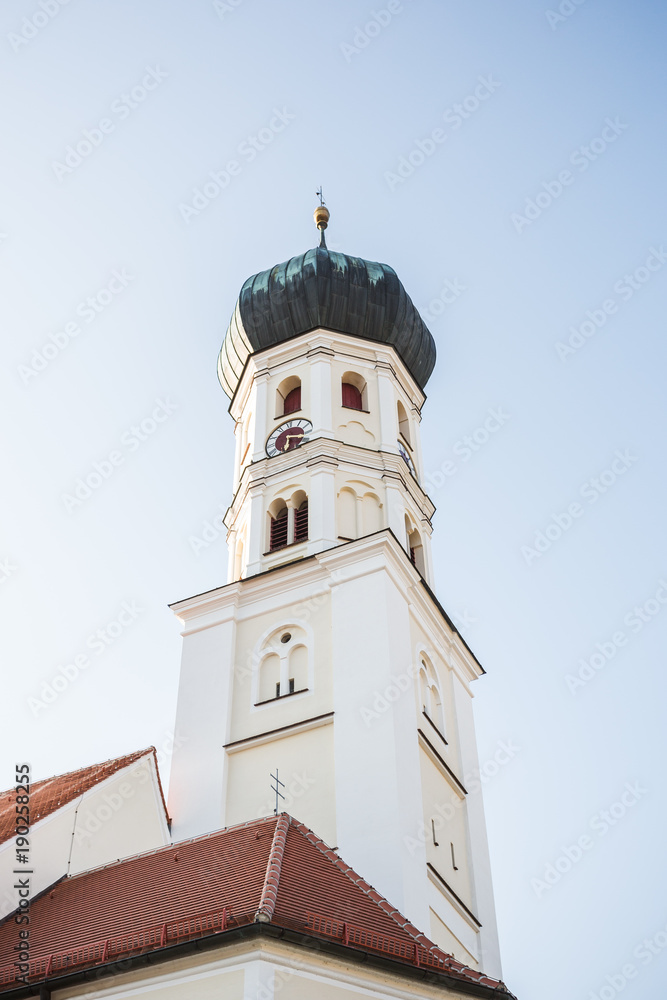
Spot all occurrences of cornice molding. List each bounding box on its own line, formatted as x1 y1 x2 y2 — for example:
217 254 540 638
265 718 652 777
170 532 485 680
230 328 426 421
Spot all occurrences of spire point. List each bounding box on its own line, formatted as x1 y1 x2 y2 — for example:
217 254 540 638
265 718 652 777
314 187 329 248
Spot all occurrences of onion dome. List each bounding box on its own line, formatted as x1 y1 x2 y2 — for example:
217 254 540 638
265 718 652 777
218 204 436 398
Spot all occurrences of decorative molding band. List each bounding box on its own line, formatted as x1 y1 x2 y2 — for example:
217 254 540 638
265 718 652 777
427 863 482 929
418 729 467 797
224 712 334 754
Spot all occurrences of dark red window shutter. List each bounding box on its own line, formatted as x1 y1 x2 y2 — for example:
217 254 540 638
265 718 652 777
270 508 289 551
284 386 301 414
294 500 309 543
342 382 362 410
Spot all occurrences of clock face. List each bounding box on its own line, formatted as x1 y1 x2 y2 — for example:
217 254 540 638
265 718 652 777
266 418 313 458
398 441 416 476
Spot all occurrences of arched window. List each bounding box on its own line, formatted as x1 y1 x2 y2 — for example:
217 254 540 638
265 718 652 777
269 505 288 551
338 488 357 540
268 492 308 551
289 643 308 692
419 668 430 715
294 499 308 543
420 655 445 737
361 492 382 535
342 382 362 410
341 371 367 411
397 400 411 445
276 376 302 417
430 683 444 733
406 517 425 576
284 385 301 414
259 652 280 702
253 623 314 704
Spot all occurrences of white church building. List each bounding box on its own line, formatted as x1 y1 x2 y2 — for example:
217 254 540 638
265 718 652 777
0 205 516 1000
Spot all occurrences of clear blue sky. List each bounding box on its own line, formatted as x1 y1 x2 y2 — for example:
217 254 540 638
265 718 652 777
1 1 666 997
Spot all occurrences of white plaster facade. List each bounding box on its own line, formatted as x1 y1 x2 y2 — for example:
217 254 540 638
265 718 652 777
168 328 502 979
0 754 170 920
222 330 435 584
56 938 483 1000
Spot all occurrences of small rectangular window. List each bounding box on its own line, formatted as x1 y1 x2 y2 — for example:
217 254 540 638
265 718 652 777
450 842 458 871
288 677 295 694
275 681 281 699
431 819 439 846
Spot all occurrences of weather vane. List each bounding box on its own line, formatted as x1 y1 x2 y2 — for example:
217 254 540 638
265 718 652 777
316 186 325 207
270 768 285 815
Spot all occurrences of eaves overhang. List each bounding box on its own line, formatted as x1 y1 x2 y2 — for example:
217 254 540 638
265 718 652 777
0 923 513 1000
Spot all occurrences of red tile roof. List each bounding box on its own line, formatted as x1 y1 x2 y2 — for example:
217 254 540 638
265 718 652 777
0 814 512 996
0 749 163 845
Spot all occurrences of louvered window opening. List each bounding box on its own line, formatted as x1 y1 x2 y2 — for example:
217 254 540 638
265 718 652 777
342 382 363 410
270 509 289 551
283 386 301 414
294 500 308 543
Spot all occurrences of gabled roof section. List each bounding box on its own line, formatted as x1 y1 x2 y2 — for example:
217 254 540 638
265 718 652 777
0 748 160 845
0 814 512 996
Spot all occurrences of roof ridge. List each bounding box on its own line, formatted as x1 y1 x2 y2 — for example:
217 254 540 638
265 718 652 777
49 814 279 882
0 747 155 798
255 814 290 923
287 817 434 949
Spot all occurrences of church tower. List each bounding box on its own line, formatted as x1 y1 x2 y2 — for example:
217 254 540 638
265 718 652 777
168 205 502 979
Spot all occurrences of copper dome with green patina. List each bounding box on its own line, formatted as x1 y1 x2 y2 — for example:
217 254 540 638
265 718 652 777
218 245 436 398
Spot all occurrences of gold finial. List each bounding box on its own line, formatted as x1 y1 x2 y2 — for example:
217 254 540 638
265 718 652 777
314 187 330 234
